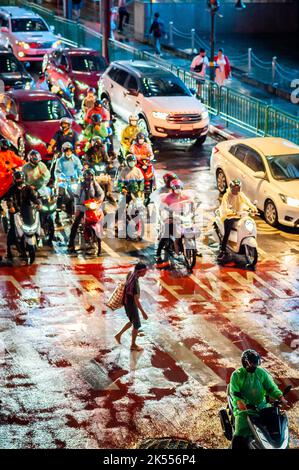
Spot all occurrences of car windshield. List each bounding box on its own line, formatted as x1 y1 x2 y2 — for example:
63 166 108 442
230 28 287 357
70 55 106 72
11 18 48 32
19 99 69 121
0 56 23 73
266 154 299 180
141 76 191 97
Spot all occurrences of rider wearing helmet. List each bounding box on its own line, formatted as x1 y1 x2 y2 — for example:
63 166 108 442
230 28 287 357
68 167 104 254
85 99 110 124
81 87 97 114
163 172 178 189
48 117 79 154
55 142 83 182
0 139 25 198
229 349 287 448
118 153 144 196
120 115 141 155
130 132 154 162
218 179 257 261
84 113 109 141
4 170 41 260
23 150 50 190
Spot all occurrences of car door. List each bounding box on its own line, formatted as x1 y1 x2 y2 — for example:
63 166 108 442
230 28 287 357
121 74 140 121
110 68 129 118
242 148 268 205
225 144 249 182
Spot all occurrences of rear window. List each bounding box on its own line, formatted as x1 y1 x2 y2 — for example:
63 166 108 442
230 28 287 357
70 55 106 72
0 55 23 73
19 99 69 121
11 18 49 33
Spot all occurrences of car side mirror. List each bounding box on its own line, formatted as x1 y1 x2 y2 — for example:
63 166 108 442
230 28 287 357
1 26 9 33
254 171 266 179
128 88 138 97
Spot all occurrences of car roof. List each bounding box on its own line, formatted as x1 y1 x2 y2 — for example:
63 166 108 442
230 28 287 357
110 60 174 79
7 90 58 101
0 6 40 18
224 137 299 156
65 47 101 56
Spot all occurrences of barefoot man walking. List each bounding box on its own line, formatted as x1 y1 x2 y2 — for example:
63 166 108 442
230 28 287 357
115 262 148 351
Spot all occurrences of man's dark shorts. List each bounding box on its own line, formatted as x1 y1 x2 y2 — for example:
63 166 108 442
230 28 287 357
124 302 141 330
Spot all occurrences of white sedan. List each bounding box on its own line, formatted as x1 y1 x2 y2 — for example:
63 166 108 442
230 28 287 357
210 137 299 227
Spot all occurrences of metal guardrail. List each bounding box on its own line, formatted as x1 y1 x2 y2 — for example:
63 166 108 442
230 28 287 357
1 0 299 144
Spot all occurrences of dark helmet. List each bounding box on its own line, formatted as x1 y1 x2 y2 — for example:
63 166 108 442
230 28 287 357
83 168 95 180
13 170 25 185
163 172 178 189
87 87 96 94
61 141 73 152
91 135 103 147
94 99 102 107
0 138 10 151
91 113 102 124
241 349 261 369
230 178 242 189
126 153 137 166
136 132 146 142
27 149 41 164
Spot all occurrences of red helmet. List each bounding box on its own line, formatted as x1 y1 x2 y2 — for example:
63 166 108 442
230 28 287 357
170 178 184 191
163 172 178 189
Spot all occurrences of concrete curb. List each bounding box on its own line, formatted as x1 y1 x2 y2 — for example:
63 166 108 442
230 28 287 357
209 123 244 141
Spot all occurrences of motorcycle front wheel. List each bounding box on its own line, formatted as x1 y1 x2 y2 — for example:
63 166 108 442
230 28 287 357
244 245 258 268
183 248 197 271
27 244 36 265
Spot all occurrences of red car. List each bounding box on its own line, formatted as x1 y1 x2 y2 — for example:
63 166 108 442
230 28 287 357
0 90 82 160
43 48 107 105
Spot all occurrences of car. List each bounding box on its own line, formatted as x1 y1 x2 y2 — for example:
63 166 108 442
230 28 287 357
0 47 34 91
210 137 299 227
98 60 209 145
0 6 61 62
43 47 107 105
0 90 82 160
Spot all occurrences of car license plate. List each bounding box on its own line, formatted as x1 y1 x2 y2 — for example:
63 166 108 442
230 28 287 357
181 125 193 131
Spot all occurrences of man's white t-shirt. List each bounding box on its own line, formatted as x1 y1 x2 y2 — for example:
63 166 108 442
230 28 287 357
190 55 209 78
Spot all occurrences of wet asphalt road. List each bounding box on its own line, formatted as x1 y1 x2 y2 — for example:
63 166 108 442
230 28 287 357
0 135 299 449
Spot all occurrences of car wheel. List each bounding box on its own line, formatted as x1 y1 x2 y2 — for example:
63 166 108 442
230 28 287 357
216 169 227 194
101 95 113 115
137 117 150 137
193 135 207 147
264 199 278 227
18 138 26 159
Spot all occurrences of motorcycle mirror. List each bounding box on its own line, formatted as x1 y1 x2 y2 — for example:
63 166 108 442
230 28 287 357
283 385 292 396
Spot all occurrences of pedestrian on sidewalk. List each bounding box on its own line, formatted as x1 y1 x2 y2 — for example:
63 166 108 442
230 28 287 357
114 262 148 352
72 0 83 22
214 48 231 86
118 0 130 33
111 7 118 40
149 12 165 56
190 48 209 97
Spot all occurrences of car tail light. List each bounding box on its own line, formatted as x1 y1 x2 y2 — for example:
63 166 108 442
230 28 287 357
4 85 11 91
29 42 38 48
213 146 219 154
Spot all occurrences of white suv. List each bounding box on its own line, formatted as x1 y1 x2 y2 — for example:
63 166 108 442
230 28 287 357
99 60 209 145
0 6 60 62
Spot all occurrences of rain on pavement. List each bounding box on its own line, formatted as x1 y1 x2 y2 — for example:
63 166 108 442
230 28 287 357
0 136 298 449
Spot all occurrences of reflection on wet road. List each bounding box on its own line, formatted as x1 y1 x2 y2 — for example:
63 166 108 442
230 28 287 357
0 137 298 449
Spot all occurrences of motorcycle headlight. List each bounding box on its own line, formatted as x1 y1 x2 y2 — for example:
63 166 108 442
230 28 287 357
153 111 168 120
201 110 209 120
88 202 98 210
25 81 31 90
71 183 78 191
245 219 254 232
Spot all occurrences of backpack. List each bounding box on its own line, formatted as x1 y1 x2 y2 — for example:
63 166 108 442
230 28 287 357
152 20 162 38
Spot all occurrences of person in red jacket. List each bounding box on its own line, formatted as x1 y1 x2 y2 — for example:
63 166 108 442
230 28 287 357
84 99 110 125
0 139 25 199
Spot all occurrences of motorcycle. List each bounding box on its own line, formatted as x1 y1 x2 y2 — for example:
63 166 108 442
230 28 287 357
77 198 103 256
137 159 156 207
158 210 200 271
38 185 57 246
219 384 292 449
117 189 145 241
213 208 258 268
56 176 80 218
12 204 41 264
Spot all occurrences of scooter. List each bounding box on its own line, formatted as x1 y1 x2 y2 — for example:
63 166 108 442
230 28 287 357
219 384 292 449
213 208 258 268
137 159 156 207
38 185 57 246
56 175 80 219
13 204 41 264
158 210 200 271
117 189 145 241
77 198 103 256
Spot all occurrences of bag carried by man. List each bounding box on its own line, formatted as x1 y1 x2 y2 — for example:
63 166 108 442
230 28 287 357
106 281 126 311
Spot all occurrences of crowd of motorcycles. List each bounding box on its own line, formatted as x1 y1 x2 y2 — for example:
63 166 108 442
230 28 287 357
0 81 201 269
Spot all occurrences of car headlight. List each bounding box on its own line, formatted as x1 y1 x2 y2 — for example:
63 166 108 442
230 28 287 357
52 40 62 49
245 219 254 232
279 194 299 208
201 110 209 120
152 111 168 120
16 41 30 49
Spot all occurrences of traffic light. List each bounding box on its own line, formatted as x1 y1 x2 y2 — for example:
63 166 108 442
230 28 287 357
235 0 246 9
